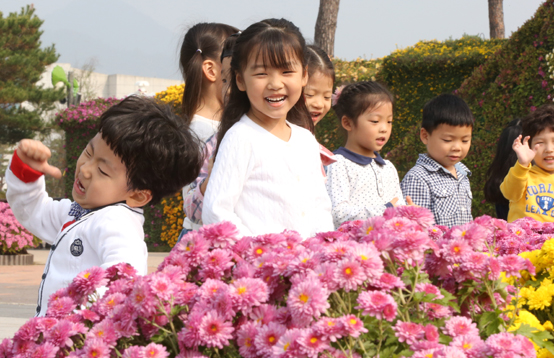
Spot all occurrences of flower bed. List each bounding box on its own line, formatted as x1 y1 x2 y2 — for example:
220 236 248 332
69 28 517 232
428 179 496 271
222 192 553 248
0 202 37 255
3 207 551 358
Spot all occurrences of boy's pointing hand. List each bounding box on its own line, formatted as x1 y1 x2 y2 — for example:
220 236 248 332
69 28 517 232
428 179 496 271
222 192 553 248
16 139 62 179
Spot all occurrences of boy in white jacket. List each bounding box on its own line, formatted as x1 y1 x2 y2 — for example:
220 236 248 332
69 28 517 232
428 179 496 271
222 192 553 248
6 96 203 316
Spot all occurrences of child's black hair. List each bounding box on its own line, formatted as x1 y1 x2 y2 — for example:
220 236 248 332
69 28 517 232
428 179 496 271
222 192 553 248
484 118 522 205
333 81 394 126
422 94 474 133
98 96 204 205
214 18 313 159
306 45 335 82
522 104 554 144
179 22 239 123
221 32 240 62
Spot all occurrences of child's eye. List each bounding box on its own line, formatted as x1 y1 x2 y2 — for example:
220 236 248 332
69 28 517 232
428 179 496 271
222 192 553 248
98 168 109 176
443 140 452 143
370 120 379 124
324 97 331 101
84 150 91 157
222 79 227 84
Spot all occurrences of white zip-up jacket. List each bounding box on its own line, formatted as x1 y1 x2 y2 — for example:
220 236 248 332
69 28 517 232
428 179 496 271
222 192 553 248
6 154 147 316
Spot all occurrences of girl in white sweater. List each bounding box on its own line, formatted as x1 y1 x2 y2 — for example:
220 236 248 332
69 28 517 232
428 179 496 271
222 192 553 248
202 19 334 238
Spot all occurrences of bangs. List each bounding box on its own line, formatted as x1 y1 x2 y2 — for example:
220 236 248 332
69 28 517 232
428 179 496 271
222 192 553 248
247 30 304 71
359 93 394 115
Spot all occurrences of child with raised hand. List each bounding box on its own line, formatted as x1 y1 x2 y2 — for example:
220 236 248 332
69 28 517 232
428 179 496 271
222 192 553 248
6 96 203 316
325 81 405 228
401 94 474 228
202 18 334 238
501 105 554 222
179 22 238 233
305 45 336 168
484 118 522 220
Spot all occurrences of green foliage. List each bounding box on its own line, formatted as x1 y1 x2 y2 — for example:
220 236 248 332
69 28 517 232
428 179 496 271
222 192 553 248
0 6 64 144
457 1 554 217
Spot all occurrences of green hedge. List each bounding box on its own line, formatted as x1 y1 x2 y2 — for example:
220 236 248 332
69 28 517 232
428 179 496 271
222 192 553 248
457 0 554 217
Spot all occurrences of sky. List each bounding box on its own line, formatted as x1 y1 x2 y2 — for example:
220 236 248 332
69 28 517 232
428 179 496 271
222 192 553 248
0 0 547 80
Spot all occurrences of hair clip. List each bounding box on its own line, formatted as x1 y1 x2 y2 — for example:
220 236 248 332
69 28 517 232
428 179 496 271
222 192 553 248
332 85 345 106
196 49 202 54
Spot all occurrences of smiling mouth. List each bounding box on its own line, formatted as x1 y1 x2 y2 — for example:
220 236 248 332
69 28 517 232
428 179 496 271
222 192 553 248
75 178 85 193
311 112 322 121
265 96 286 103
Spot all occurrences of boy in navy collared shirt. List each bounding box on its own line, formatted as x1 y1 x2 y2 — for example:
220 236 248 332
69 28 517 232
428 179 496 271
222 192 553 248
401 94 474 228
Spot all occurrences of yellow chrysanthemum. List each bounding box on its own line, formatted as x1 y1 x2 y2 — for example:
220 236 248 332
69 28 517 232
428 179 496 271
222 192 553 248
527 285 554 311
544 321 554 331
509 310 544 332
538 348 554 358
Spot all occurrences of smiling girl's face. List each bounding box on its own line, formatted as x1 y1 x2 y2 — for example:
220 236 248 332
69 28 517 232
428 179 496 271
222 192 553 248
304 71 333 125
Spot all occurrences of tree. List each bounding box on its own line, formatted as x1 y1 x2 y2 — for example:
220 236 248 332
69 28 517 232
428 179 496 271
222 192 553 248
314 0 340 58
488 0 505 39
74 57 99 102
0 6 64 144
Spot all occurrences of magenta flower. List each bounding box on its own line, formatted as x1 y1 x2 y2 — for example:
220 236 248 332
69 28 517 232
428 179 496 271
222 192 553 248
46 297 77 319
395 205 435 228
45 320 76 348
451 335 486 358
356 291 397 321
87 319 119 347
441 238 472 264
198 310 234 349
287 277 330 324
236 321 259 358
105 262 138 281
341 314 368 338
143 343 169 358
335 258 367 291
81 339 111 358
443 316 479 338
358 216 385 238
121 346 143 358
231 278 269 313
249 304 278 326
353 243 384 279
415 283 444 300
148 273 174 301
178 309 204 350
272 329 302 358
254 322 286 357
298 329 330 358
370 272 405 291
499 255 528 278
69 266 108 297
393 321 425 345
485 332 533 356
199 221 238 248
313 317 345 342
28 342 59 358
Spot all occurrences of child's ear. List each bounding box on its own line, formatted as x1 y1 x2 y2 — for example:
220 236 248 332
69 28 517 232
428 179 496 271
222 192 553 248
126 189 152 208
301 67 308 87
420 128 430 145
341 116 353 132
202 60 218 83
236 72 246 92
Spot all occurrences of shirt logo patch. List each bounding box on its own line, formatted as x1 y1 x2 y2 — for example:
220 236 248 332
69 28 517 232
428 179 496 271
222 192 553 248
70 239 84 257
536 195 554 214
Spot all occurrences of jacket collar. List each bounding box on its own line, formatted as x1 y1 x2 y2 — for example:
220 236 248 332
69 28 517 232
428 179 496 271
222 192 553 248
416 153 471 177
334 147 386 166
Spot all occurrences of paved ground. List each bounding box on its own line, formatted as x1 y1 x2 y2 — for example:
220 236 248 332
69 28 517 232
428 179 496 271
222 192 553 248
0 249 168 340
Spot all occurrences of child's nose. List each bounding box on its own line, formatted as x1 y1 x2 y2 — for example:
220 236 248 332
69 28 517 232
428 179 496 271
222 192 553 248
267 74 284 90
80 161 93 178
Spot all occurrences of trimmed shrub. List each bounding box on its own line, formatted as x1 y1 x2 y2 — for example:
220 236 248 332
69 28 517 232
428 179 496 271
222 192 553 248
0 202 38 255
457 1 554 217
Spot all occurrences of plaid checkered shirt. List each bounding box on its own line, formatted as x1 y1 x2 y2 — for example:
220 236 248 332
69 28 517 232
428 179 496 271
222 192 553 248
401 154 473 228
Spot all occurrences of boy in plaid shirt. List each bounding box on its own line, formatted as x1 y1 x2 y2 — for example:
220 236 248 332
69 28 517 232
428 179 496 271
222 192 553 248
401 94 474 227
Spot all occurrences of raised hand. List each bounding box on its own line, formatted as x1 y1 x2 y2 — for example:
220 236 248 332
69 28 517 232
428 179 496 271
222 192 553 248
512 135 537 167
390 197 399 207
16 139 62 179
406 195 418 206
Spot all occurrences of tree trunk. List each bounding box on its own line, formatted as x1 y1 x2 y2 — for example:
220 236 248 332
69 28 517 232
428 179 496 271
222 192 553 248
488 0 505 39
314 0 340 58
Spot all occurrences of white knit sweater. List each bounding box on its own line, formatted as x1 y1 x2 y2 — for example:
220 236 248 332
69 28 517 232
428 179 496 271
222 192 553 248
202 114 334 238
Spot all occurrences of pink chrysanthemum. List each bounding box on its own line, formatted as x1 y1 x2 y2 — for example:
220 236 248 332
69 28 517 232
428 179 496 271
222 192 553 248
298 329 330 358
77 309 100 322
341 315 368 338
393 321 425 345
44 320 75 348
313 317 345 342
231 278 269 313
487 257 501 280
178 309 204 350
81 339 110 358
86 319 119 347
173 231 209 266
391 231 432 264
353 243 384 279
197 278 229 302
422 302 452 320
358 216 386 239
415 283 444 300
199 221 238 248
395 205 436 228
441 238 472 264
370 272 405 291
236 321 259 358
485 332 531 356
198 249 234 280
254 322 287 357
451 335 487 358
384 217 417 232
95 292 126 316
287 277 329 323
69 266 108 297
313 262 339 291
105 262 137 281
128 278 156 317
443 316 479 338
356 291 397 321
499 255 527 278
121 346 143 358
316 231 348 242
148 273 174 301
198 310 234 349
284 250 320 277
46 296 77 319
272 329 303 358
28 342 59 358
249 304 278 326
143 343 169 358
335 258 367 291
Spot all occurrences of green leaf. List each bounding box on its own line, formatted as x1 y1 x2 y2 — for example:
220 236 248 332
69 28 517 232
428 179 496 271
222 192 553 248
514 324 554 354
170 305 187 316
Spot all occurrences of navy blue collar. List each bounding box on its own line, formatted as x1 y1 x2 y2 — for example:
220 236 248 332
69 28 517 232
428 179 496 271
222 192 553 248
333 147 386 166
